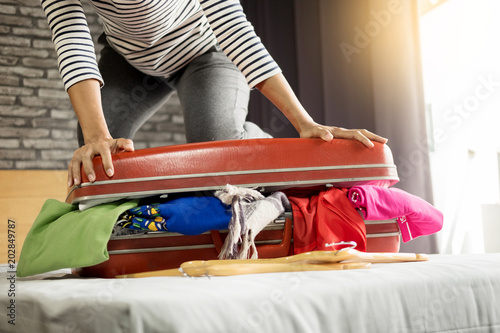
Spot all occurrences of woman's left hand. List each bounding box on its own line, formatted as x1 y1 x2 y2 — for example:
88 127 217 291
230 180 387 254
255 74 388 148
299 123 388 148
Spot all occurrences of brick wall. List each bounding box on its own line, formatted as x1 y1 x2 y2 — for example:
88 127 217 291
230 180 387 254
0 0 186 170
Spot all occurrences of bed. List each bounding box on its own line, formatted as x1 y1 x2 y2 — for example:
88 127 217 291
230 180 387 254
1 253 499 333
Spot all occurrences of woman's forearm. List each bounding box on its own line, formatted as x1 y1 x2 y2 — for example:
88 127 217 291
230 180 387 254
255 73 316 135
67 79 112 143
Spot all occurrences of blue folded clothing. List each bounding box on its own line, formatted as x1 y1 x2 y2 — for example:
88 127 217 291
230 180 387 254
118 195 232 235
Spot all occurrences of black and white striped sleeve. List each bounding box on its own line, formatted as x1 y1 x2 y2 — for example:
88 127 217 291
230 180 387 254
41 0 103 91
199 0 281 88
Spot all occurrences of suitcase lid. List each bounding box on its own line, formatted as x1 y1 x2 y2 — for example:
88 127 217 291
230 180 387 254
66 138 399 206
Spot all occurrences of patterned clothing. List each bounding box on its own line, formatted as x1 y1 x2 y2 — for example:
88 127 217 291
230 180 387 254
116 195 232 235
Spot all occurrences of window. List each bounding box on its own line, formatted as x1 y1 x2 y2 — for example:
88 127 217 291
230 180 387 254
419 0 500 253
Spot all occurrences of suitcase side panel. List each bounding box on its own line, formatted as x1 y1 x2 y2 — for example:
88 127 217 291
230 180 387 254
76 217 293 278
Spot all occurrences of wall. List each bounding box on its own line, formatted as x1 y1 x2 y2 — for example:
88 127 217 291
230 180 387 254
0 0 186 170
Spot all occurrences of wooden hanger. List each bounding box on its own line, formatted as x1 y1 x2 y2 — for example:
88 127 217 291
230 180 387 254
117 248 428 278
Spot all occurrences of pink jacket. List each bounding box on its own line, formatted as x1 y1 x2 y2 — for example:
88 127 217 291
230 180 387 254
348 186 443 242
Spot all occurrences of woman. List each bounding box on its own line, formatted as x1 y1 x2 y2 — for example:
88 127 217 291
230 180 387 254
41 0 387 187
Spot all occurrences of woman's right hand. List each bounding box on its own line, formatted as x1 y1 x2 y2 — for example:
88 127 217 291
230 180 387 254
68 138 134 187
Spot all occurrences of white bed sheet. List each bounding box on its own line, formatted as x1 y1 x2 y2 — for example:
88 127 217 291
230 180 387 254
1 253 499 333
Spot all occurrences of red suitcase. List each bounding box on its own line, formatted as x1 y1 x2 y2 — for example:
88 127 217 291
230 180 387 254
70 138 400 278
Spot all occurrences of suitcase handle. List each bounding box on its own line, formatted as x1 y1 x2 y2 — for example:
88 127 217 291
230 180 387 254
210 230 224 254
255 216 293 258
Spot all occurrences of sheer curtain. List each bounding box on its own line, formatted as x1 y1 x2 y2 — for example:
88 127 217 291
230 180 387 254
240 0 299 138
242 0 438 253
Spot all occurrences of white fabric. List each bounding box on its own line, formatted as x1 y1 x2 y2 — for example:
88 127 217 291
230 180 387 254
215 185 288 260
1 254 499 333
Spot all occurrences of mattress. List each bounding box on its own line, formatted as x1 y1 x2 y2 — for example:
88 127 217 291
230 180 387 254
1 253 499 333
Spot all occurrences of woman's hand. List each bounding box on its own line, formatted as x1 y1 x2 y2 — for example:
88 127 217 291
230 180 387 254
68 138 134 187
299 123 388 148
66 79 136 187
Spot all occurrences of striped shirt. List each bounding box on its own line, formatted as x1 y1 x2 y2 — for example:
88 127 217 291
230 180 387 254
40 0 281 91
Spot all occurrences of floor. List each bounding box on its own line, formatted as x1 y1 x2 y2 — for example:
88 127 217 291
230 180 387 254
0 170 67 263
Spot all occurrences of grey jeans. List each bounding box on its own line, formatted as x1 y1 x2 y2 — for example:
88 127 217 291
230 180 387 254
77 35 271 146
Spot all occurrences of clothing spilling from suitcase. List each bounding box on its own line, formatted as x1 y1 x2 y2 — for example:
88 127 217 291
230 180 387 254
17 139 444 278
